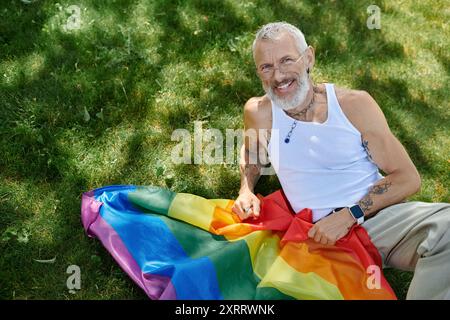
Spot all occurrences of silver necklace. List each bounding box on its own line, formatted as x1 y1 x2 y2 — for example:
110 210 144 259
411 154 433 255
284 92 315 143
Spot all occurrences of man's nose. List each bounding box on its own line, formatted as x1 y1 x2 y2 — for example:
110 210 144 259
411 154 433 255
273 67 285 83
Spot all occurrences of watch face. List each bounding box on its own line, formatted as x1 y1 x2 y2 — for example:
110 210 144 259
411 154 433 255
351 205 365 219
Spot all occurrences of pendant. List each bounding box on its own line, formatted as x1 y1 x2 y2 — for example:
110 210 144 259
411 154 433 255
284 138 290 143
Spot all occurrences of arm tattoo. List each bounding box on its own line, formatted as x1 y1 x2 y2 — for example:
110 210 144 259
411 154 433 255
362 139 375 164
358 181 392 216
244 163 260 176
242 159 261 188
359 194 374 213
371 183 392 194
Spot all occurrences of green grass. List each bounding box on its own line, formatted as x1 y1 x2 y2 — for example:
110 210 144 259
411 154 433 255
0 0 448 300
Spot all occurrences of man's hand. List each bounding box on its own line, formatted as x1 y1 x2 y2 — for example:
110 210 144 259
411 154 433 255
232 190 261 220
307 208 356 245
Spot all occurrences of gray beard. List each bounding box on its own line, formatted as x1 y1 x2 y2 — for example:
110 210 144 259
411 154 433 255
266 71 310 111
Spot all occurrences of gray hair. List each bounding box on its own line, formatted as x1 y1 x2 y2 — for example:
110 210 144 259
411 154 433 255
252 22 308 60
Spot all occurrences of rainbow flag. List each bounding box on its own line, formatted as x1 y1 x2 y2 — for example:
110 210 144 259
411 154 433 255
81 185 397 300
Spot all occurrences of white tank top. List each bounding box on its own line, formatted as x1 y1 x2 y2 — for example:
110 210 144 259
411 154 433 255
267 83 384 222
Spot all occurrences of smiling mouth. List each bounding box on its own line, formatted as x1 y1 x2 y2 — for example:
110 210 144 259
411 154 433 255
274 79 295 93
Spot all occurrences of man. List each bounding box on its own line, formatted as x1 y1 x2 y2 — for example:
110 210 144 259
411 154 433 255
232 22 450 299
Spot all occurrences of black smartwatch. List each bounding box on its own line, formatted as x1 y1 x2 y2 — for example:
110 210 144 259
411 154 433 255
348 204 365 225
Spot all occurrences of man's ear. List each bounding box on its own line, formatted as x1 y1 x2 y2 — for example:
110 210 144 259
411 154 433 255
307 45 315 71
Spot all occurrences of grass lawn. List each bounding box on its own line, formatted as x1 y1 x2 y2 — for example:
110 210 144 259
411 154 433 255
0 0 448 300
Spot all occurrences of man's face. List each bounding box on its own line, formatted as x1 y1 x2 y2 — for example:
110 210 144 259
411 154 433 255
254 32 310 110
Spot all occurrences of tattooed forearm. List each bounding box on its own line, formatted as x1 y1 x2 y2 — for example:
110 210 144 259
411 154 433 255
371 182 392 194
358 181 393 217
244 163 261 181
359 194 374 213
239 146 262 193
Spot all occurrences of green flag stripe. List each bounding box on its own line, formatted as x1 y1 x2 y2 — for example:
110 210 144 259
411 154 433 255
127 186 176 215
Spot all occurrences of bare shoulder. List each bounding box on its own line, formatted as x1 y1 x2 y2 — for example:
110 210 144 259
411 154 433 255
243 95 272 130
334 86 389 134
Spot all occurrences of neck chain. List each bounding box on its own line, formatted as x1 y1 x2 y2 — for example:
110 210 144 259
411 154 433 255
284 90 315 143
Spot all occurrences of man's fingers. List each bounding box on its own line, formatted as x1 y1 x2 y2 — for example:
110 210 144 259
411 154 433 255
320 237 329 245
308 226 316 239
232 202 243 216
314 232 322 243
239 201 255 220
251 200 261 219
232 197 261 221
232 201 247 220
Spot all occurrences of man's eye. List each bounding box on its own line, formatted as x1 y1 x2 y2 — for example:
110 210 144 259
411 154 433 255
261 66 272 72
